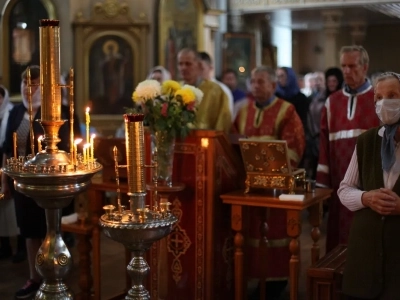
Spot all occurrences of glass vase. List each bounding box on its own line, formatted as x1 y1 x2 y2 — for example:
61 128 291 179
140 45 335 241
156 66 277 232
151 131 175 186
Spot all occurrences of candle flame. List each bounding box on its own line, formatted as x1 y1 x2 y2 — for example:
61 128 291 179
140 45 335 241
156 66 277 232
38 135 43 141
91 133 96 139
86 107 90 113
74 138 83 145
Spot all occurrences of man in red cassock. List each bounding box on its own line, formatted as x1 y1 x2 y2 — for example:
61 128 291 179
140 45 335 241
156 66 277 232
233 65 305 299
316 45 380 253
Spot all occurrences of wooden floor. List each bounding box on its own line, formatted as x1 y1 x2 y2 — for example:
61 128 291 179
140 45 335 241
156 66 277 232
0 210 327 300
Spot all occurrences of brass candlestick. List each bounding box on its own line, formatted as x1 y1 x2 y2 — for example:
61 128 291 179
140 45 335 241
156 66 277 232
99 114 178 300
2 19 102 300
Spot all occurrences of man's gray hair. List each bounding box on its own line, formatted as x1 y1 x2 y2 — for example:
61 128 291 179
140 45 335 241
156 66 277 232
340 45 369 65
251 66 277 82
374 72 400 87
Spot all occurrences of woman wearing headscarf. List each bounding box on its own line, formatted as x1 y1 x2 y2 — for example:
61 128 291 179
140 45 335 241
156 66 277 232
147 66 171 83
275 67 310 177
275 67 309 141
116 66 172 138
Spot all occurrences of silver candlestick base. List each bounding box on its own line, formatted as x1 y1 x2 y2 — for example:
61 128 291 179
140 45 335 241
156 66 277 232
100 210 177 300
4 154 102 300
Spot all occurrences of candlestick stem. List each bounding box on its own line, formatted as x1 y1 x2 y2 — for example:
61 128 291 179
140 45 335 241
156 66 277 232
13 132 17 158
69 68 74 163
27 68 35 156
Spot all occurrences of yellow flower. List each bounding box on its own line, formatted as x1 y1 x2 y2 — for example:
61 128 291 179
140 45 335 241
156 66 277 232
181 84 204 104
175 87 195 105
132 91 140 103
162 80 181 96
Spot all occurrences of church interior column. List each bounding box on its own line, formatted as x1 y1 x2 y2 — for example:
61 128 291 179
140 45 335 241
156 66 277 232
349 20 367 45
322 10 342 69
271 10 292 67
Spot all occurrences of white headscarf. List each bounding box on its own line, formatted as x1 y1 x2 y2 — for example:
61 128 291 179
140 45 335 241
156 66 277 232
0 85 14 146
147 66 171 82
21 81 41 110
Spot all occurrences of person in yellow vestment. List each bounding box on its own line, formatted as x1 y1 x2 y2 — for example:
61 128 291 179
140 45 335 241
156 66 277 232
177 48 231 133
233 65 305 299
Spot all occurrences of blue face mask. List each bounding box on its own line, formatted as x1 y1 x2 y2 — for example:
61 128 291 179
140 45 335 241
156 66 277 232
375 99 400 125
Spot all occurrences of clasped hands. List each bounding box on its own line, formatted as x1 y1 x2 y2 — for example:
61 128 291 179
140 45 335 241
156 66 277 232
362 188 400 215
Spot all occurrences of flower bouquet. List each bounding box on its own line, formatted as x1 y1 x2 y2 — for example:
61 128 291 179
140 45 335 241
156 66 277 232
130 79 203 185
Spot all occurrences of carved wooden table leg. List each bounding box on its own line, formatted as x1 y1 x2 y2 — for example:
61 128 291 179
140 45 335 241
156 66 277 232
232 204 244 300
308 202 322 264
287 210 302 300
259 208 269 299
76 233 93 300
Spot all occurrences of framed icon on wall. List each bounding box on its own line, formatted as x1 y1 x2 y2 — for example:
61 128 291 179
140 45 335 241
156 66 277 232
222 33 256 90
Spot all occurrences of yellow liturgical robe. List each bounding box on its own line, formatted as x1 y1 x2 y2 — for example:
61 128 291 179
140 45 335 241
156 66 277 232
195 79 232 133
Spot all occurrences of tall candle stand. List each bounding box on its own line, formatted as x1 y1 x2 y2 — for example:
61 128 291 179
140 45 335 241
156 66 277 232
99 114 178 300
2 20 102 299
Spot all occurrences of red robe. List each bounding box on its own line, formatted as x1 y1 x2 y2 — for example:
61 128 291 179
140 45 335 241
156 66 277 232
316 86 379 253
233 96 305 279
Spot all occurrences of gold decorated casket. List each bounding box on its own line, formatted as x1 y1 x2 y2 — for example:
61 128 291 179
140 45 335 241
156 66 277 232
239 139 305 193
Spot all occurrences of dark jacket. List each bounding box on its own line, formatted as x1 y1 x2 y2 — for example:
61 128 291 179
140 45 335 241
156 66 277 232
3 103 81 157
343 127 400 299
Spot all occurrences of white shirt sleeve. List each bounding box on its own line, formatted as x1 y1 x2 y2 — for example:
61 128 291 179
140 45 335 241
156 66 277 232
337 147 366 211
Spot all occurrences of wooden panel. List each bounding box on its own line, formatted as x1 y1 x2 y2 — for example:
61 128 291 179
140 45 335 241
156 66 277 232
147 130 243 300
307 244 347 300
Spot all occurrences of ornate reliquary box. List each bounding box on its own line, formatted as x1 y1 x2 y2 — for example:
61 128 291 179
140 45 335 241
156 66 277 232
239 139 305 193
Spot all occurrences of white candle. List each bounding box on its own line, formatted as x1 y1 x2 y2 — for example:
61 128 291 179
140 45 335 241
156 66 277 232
90 134 96 162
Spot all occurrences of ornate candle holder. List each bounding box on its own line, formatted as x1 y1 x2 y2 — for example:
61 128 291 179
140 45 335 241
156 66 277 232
2 20 102 299
99 114 178 300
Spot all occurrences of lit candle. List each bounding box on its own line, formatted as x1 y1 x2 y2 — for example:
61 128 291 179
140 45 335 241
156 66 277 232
85 107 90 144
74 138 82 165
90 134 95 162
13 132 17 158
37 135 43 153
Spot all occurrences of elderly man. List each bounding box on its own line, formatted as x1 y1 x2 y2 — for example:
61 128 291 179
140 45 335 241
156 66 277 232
317 46 380 253
177 48 231 133
233 65 305 299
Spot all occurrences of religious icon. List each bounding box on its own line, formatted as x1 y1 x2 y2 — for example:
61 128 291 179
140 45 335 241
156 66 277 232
89 35 134 115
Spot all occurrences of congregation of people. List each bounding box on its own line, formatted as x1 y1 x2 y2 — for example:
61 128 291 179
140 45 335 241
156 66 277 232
2 44 399 300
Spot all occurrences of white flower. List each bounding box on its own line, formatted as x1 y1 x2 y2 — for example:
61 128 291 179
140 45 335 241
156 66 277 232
134 80 161 101
182 84 204 104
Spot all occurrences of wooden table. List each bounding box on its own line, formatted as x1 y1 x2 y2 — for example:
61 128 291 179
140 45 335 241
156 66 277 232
221 188 332 300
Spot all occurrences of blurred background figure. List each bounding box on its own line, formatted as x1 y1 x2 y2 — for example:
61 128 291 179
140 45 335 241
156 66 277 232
275 67 309 140
0 85 26 264
221 68 248 120
325 67 344 98
221 68 247 104
147 65 171 83
199 52 234 121
116 65 171 138
301 72 316 97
